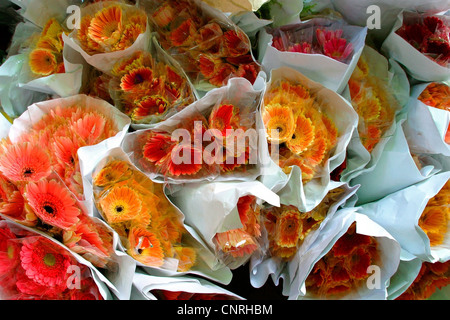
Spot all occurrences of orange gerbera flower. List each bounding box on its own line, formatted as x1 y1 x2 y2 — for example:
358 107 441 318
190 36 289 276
331 224 373 257
263 103 296 144
151 3 175 28
301 136 328 166
286 115 315 154
115 23 145 51
397 261 450 300
0 142 52 184
99 186 142 224
25 179 81 230
199 54 222 78
128 227 164 267
42 18 64 39
88 5 123 48
208 63 236 87
120 67 153 92
174 246 197 272
29 49 57 76
418 82 450 111
274 208 302 248
93 160 132 187
214 229 258 258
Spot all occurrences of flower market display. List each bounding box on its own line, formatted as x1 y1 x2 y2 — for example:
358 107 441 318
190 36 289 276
0 0 449 302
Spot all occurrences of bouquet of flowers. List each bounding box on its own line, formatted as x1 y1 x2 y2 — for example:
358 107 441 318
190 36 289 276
382 11 450 82
339 45 407 183
0 220 106 300
259 17 366 93
139 0 261 93
92 151 199 273
63 0 151 73
122 77 264 183
259 67 358 212
403 82 450 157
107 44 196 127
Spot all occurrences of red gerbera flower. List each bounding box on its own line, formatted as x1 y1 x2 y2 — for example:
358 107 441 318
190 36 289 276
19 237 72 288
0 226 20 276
209 104 236 137
236 63 259 85
120 67 153 92
132 96 169 122
0 142 52 183
142 132 176 164
332 224 372 257
223 30 250 57
209 63 236 87
169 19 196 47
24 179 81 230
166 144 203 177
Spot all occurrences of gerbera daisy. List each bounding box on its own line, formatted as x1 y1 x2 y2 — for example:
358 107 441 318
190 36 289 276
208 63 236 87
236 63 259 85
322 37 353 62
209 104 237 138
332 223 372 257
120 67 153 92
88 5 123 48
0 226 20 276
128 227 164 267
274 208 302 248
214 229 258 258
223 30 250 57
29 48 57 76
115 23 145 51
262 103 296 144
169 19 196 47
166 144 203 177
151 3 175 28
99 186 142 224
0 142 52 183
19 237 72 288
286 115 315 154
419 206 448 247
132 96 169 122
70 112 107 145
93 160 132 187
174 246 197 272
25 179 81 230
142 132 176 164
195 22 223 51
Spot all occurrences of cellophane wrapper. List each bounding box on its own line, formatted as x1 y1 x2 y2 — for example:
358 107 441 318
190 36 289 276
138 0 262 94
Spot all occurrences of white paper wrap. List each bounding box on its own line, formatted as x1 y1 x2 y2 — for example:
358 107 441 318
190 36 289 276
62 1 152 75
381 11 450 82
358 171 450 263
350 117 448 205
132 270 243 300
403 83 450 157
258 19 367 93
259 67 359 212
286 209 401 300
340 46 410 183
249 182 360 297
166 179 280 269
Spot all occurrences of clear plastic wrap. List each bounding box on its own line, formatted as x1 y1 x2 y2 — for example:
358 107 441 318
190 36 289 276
139 0 261 93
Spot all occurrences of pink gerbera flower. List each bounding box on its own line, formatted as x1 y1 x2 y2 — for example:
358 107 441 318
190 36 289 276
0 142 52 183
71 112 107 144
25 179 81 230
19 237 72 288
